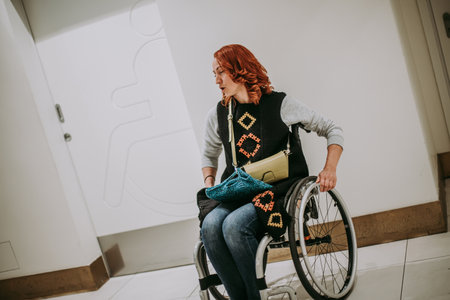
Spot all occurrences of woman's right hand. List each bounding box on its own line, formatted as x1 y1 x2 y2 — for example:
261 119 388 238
202 167 217 188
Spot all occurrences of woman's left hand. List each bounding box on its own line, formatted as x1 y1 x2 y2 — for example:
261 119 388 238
317 144 342 192
316 168 337 192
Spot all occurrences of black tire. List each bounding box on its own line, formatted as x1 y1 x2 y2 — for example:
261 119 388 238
287 177 357 299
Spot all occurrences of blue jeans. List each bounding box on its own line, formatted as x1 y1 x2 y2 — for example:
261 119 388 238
201 202 265 300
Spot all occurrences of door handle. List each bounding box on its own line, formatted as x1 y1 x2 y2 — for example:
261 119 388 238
55 104 65 123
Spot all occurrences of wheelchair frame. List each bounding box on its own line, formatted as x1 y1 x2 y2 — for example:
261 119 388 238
193 176 357 300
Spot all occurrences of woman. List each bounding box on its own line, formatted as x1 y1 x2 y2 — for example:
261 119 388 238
200 44 343 300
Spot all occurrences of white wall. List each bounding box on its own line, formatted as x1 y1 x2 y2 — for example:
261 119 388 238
0 0 446 282
0 0 100 280
157 0 440 217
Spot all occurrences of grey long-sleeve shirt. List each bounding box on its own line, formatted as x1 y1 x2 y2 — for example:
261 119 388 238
201 95 344 169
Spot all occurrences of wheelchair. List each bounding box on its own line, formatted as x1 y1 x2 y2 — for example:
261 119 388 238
193 175 358 300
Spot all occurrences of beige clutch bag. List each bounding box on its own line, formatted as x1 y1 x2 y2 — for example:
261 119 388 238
242 150 289 184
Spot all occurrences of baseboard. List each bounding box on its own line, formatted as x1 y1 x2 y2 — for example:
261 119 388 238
0 256 108 299
353 200 446 245
438 152 450 179
438 152 449 230
268 200 447 263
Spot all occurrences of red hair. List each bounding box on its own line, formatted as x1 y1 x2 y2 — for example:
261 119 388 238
214 44 272 106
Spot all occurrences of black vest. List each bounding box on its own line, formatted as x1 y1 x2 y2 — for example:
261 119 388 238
217 91 309 183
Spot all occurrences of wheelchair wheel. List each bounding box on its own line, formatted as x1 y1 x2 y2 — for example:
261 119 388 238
287 177 357 299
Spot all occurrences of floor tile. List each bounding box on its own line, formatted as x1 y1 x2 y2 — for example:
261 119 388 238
401 255 450 300
347 265 404 300
265 260 296 286
288 278 314 300
187 279 202 298
48 275 134 299
287 265 403 300
287 266 403 300
357 240 407 270
111 265 198 300
186 285 200 300
48 232 449 299
406 231 450 262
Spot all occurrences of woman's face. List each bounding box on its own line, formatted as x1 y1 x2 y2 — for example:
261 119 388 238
212 58 243 98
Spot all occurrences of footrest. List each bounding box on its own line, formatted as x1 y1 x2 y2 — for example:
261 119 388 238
260 285 297 300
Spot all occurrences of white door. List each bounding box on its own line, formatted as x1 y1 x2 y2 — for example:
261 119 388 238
429 0 450 135
22 0 201 237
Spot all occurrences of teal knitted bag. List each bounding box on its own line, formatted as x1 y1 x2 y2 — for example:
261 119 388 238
206 168 272 202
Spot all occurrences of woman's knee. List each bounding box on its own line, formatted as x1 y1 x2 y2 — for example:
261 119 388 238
201 207 228 241
222 204 260 242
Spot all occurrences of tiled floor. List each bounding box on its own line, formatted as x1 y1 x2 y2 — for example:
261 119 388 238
51 181 450 300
